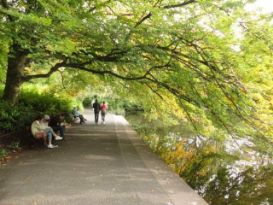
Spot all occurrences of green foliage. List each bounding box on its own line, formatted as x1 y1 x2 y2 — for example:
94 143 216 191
84 89 146 115
82 97 92 107
19 90 73 115
127 112 273 205
1 0 272 146
0 1 272 202
6 140 20 150
0 148 7 159
0 87 75 133
0 100 35 132
201 166 273 205
0 34 8 83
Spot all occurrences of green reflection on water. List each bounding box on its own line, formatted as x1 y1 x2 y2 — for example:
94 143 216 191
126 113 273 205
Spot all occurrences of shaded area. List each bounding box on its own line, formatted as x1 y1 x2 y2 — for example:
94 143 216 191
0 110 207 205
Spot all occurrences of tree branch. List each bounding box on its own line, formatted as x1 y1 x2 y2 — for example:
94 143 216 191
22 61 66 82
65 63 151 81
77 49 128 62
144 82 164 99
134 12 152 28
163 0 196 9
88 0 112 12
178 98 200 133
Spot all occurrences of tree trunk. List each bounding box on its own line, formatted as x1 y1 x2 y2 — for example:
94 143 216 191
2 51 28 105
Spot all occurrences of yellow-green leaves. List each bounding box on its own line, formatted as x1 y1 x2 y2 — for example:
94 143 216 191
46 38 77 55
0 7 52 26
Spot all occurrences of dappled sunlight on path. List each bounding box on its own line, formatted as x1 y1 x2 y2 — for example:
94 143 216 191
0 109 207 205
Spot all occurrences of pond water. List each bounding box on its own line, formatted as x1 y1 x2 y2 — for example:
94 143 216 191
125 113 273 205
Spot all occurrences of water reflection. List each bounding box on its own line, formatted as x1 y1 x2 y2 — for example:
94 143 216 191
126 113 273 205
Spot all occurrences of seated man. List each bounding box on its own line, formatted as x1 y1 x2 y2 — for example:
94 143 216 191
31 115 62 149
49 113 67 140
72 107 87 124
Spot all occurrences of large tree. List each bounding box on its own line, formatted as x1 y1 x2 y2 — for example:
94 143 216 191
0 0 272 143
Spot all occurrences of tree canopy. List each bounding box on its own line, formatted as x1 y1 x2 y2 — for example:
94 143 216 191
0 0 272 152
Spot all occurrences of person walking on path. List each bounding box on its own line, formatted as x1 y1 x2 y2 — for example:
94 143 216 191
100 101 108 124
92 99 100 124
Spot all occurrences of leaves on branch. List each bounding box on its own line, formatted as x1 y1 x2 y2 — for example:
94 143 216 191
1 0 273 150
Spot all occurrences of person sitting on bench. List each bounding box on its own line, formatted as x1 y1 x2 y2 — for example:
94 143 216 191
31 115 63 149
72 107 87 124
49 113 67 140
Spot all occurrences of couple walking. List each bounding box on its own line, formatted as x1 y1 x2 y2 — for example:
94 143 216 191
92 99 108 124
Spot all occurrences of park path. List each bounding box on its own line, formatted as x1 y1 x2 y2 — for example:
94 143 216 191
0 109 207 205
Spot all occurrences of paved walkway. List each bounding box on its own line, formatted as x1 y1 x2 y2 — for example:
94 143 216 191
0 110 207 205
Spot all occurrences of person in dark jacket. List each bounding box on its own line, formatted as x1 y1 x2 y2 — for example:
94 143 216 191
92 99 100 124
49 113 66 139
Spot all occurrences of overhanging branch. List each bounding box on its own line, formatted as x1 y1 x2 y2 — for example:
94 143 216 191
22 61 66 82
163 0 196 9
65 63 151 81
134 12 152 28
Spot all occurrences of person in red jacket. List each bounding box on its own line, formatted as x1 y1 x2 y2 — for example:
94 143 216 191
100 101 108 124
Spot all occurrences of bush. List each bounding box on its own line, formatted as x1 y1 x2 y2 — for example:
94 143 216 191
0 100 36 132
83 97 92 107
19 91 73 115
0 91 74 134
0 148 7 159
